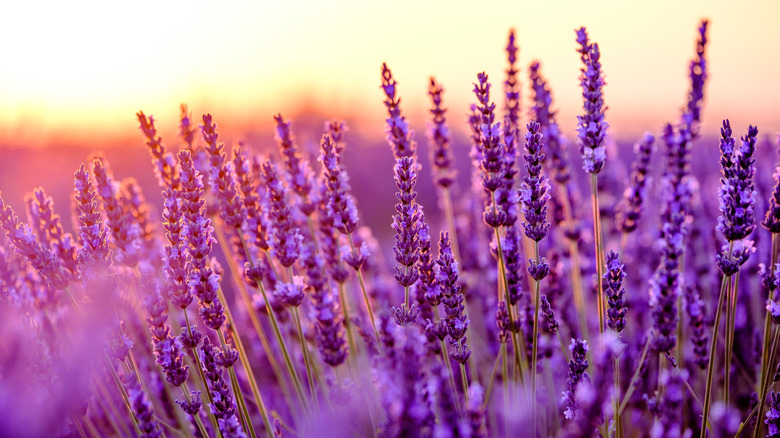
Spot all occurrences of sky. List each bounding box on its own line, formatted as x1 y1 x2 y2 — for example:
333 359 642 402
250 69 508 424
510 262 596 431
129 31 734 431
1 0 779 148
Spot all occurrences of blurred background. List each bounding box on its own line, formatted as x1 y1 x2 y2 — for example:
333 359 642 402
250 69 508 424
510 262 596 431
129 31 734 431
1 0 778 238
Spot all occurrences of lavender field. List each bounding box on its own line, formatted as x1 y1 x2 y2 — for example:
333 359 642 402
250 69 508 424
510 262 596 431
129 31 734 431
2 19 780 438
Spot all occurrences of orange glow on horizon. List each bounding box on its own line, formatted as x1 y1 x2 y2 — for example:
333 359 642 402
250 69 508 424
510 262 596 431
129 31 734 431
2 0 779 148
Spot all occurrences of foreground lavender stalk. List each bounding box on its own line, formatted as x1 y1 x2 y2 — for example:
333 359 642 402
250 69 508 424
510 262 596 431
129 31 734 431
426 77 460 262
519 121 550 402
576 26 608 335
391 156 423 326
702 120 758 437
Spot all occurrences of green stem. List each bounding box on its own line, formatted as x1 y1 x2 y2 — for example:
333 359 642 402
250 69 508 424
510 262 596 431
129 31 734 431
614 355 622 438
338 282 359 357
460 361 470 406
590 174 606 335
618 337 651 415
700 271 732 437
532 242 541 398
441 186 462 263
754 232 779 437
218 330 257 438
182 383 210 438
493 225 528 382
348 234 382 349
256 281 309 413
292 306 319 410
229 229 296 409
482 353 503 410
559 184 589 341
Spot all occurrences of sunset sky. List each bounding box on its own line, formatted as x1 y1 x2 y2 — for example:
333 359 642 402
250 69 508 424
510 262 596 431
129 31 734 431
1 0 778 148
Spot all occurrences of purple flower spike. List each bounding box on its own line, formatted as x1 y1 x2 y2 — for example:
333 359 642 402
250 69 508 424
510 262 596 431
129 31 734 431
381 63 416 158
201 114 246 230
502 225 525 305
137 111 180 190
26 188 78 280
717 120 758 242
562 338 590 419
528 258 549 281
392 156 423 288
684 285 708 369
768 300 780 325
426 77 456 189
261 160 303 268
127 377 162 438
616 133 655 234
685 19 709 131
436 232 470 363
767 392 780 437
650 213 685 354
320 133 359 235
274 114 317 215
519 121 550 242
604 251 627 333
530 61 570 185
575 27 608 174
540 294 559 334
763 138 780 233
74 164 112 279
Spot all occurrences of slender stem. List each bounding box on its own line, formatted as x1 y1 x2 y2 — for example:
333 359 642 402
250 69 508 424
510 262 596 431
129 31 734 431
501 342 510 437
700 272 732 437
531 242 541 399
559 184 589 341
557 332 570 363
755 232 779 437
436 307 461 413
460 361 470 406
590 174 606 335
182 383 210 438
493 225 528 382
183 310 222 436
482 353 503 410
228 229 296 407
217 330 256 438
754 327 780 438
347 234 382 348
292 306 319 410
441 186 461 263
726 272 741 406
338 282 359 356
255 282 309 413
618 337 651 415
614 354 622 438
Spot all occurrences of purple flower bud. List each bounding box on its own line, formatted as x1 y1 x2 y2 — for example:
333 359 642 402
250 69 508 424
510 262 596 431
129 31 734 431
381 63 416 158
540 295 559 335
616 134 655 234
426 78 456 189
274 277 306 307
528 258 549 281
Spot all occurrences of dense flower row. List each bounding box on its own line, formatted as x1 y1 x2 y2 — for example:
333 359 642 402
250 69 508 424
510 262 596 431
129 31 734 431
3 18 780 438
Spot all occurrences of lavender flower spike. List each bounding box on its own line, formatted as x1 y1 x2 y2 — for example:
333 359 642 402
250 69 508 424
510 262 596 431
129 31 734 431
603 250 627 333
562 338 590 419
0 192 68 291
320 133 359 235
717 120 758 242
437 232 470 364
201 114 246 230
530 61 570 185
426 77 456 189
261 160 303 268
616 133 655 234
381 62 415 158
763 136 780 233
519 121 550 242
575 27 608 174
391 156 423 326
685 19 709 131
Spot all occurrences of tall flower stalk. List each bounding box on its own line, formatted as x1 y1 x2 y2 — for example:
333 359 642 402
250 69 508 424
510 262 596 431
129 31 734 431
519 121 550 401
576 27 608 334
701 121 758 437
426 77 459 262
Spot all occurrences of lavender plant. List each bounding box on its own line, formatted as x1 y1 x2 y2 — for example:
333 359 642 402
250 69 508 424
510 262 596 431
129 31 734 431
7 18 780 438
